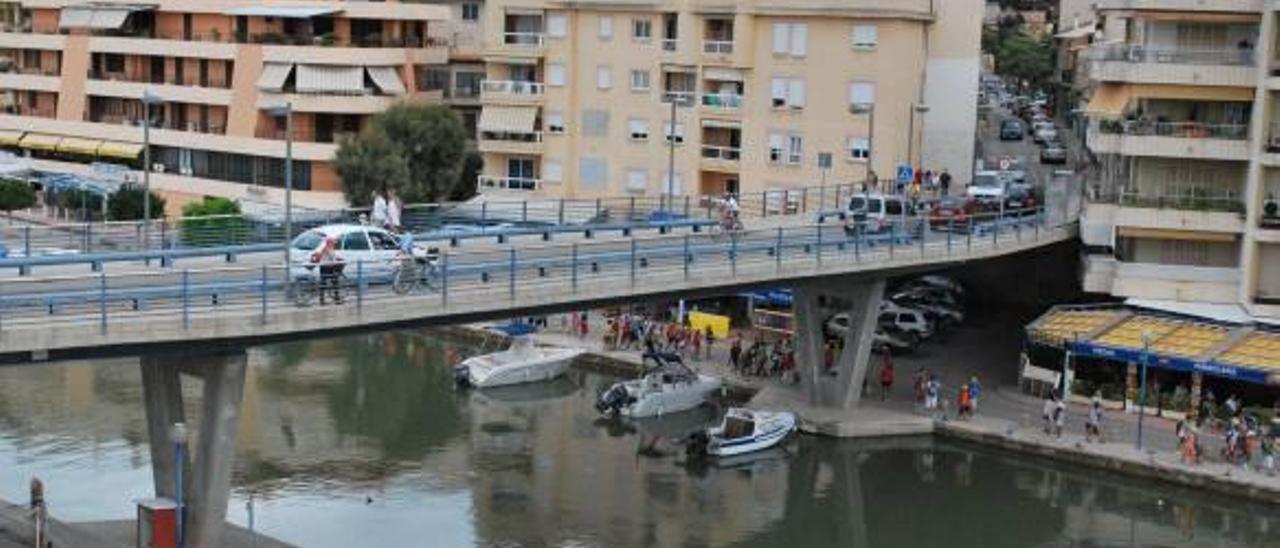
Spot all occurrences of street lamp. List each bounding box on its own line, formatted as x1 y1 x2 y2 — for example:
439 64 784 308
141 91 161 249
906 103 931 172
266 102 294 292
169 422 188 548
1136 330 1153 451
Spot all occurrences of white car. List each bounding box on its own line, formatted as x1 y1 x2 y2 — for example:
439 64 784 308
288 224 408 281
844 194 920 235
967 171 1008 202
915 274 964 297
878 303 935 339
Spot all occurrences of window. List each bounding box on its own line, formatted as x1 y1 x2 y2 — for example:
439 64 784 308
849 82 875 110
597 65 612 89
547 13 568 37
787 79 805 109
848 137 870 160
852 24 878 49
630 69 650 91
340 231 370 251
770 77 804 109
628 118 649 140
599 15 613 39
369 231 400 251
770 78 788 108
787 134 803 164
461 2 480 21
544 160 563 182
547 63 566 86
627 169 648 192
768 133 784 163
582 109 609 136
579 157 608 187
633 18 652 40
662 172 683 194
664 121 685 144
546 111 566 133
771 23 807 56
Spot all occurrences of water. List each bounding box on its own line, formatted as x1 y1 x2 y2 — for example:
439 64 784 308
0 330 1276 547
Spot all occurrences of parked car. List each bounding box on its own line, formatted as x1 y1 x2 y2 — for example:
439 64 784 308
878 304 934 339
999 119 1023 141
1033 126 1059 145
825 313 919 354
1005 186 1038 212
889 292 965 326
1040 143 1067 164
912 274 965 298
288 224 410 281
966 171 1008 203
927 196 993 232
844 194 920 235
895 284 963 310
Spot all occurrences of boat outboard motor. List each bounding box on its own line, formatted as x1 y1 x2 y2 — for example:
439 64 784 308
596 383 629 415
685 430 710 457
452 364 471 388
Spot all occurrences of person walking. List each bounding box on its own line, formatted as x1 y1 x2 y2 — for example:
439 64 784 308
878 355 895 401
968 376 981 415
1086 396 1103 443
939 169 952 197
1053 396 1066 438
729 336 742 372
387 191 403 233
957 385 972 420
1042 394 1056 435
371 190 389 228
925 375 940 411
704 326 715 360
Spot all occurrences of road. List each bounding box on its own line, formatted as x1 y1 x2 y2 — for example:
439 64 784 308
976 100 1076 190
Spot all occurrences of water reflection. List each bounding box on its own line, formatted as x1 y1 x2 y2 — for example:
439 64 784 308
0 330 1275 547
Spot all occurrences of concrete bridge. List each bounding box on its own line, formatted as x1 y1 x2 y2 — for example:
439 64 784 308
0 204 1074 546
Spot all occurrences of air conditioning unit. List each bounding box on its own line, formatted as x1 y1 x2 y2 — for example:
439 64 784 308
1264 195 1279 220
151 163 165 173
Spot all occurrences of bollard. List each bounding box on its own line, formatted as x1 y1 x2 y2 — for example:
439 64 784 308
182 269 190 330
775 227 783 271
630 239 637 286
441 252 450 306
816 225 823 265
508 248 516 300
730 235 737 276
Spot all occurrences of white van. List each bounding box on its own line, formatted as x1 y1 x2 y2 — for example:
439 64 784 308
844 194 918 235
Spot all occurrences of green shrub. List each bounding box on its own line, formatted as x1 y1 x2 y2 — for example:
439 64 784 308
179 197 250 247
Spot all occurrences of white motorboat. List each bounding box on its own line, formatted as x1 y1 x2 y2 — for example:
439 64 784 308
696 408 797 458
596 352 722 418
454 337 584 388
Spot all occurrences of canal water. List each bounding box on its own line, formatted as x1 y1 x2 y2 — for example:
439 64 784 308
0 330 1276 547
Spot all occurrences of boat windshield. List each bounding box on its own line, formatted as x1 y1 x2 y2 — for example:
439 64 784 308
722 416 754 439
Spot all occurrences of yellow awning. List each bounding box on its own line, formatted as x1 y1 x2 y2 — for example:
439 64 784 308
19 133 61 151
1130 84 1254 103
97 141 144 160
0 130 23 146
1085 84 1132 117
1117 226 1238 242
478 106 538 133
56 137 103 156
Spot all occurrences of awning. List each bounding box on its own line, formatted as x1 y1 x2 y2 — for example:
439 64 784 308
257 63 294 92
661 64 698 74
704 67 744 81
18 133 61 151
1131 11 1260 24
58 7 92 28
701 118 740 129
1085 84 1132 117
56 138 102 156
478 106 538 133
1129 84 1254 103
97 141 144 160
0 130 23 146
89 9 132 29
1116 226 1238 242
366 66 406 95
59 6 144 30
225 6 342 18
296 64 365 94
1055 25 1095 40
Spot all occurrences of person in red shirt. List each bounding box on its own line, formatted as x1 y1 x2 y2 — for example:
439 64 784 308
878 355 894 401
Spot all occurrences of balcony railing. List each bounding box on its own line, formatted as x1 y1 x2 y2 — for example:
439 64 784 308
1095 119 1248 140
700 93 742 110
480 131 543 143
701 145 741 162
662 90 696 106
143 30 447 49
1088 43 1256 66
8 66 60 76
703 40 733 55
661 38 678 51
478 175 541 191
1115 191 1245 213
480 80 544 97
502 32 544 48
90 116 227 135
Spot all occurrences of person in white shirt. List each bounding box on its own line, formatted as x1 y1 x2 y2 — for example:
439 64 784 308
387 191 403 233
371 190 389 228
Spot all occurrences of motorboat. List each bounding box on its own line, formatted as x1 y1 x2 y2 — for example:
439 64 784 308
596 352 722 418
689 408 797 458
454 337 584 388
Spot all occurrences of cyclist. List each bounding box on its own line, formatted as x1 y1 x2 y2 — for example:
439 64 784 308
719 193 742 233
310 235 344 305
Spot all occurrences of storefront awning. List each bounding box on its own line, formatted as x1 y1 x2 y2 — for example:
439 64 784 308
1085 84 1132 117
366 66 406 95
1129 84 1255 103
18 133 61 151
56 137 102 156
0 130 23 146
97 141 144 160
1116 226 1238 243
257 63 294 92
478 106 537 133
225 6 342 18
296 64 365 94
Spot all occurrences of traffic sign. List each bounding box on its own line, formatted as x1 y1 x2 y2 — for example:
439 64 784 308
896 164 913 182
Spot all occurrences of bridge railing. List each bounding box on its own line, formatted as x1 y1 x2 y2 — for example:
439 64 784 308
0 207 1070 340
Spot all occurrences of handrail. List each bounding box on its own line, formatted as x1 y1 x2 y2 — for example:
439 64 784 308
703 40 733 54
1087 191 1246 213
1088 43 1256 66
1094 119 1248 140
700 145 742 161
480 80 545 96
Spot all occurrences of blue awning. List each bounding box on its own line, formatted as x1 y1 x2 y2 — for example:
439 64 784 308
742 289 792 307
1065 340 1273 385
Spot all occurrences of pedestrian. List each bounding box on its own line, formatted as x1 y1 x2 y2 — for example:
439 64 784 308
704 326 715 360
939 169 952 196
913 367 926 404
729 336 742 371
1053 396 1066 438
691 328 703 360
387 191 403 233
1042 393 1055 435
957 385 972 420
371 190 389 228
1181 426 1200 465
968 376 981 414
878 355 894 401
1086 396 1103 443
925 375 940 411
578 311 589 338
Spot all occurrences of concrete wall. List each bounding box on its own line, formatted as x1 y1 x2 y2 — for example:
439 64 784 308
922 0 981 185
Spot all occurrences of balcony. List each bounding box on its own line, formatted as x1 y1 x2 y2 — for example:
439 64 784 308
1095 0 1262 11
1087 119 1250 161
480 80 544 104
662 39 678 52
1109 261 1241 303
0 71 60 92
700 145 741 170
662 91 696 106
703 40 733 55
700 93 742 111
478 131 543 155
1109 192 1245 233
1089 44 1256 87
494 32 545 57
86 79 234 106
478 175 541 192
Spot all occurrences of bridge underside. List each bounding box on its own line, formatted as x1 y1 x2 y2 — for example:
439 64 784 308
794 279 886 410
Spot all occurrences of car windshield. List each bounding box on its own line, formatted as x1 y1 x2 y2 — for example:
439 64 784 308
291 231 324 251
972 174 1001 188
848 197 867 211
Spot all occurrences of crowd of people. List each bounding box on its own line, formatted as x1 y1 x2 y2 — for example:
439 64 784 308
599 312 715 361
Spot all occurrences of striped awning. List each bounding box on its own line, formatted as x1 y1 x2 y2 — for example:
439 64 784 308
0 130 23 146
257 63 294 92
366 66 406 95
56 137 102 156
479 106 538 133
60 6 142 29
296 65 365 94
1085 84 1132 117
97 141 144 160
18 133 61 151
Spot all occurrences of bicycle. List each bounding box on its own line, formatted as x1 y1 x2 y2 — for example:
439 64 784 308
291 262 349 306
391 249 441 295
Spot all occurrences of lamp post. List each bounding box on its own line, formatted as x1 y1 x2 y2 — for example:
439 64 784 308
1136 331 1153 451
906 103 931 172
266 102 294 292
169 422 188 548
141 91 161 249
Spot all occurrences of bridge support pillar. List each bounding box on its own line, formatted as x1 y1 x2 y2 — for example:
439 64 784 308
793 277 885 410
141 350 247 548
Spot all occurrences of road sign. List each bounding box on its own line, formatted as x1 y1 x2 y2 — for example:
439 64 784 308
896 164 913 183
999 157 1012 170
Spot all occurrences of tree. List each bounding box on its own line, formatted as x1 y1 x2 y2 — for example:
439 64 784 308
334 102 469 206
996 32 1054 93
454 150 484 202
106 184 166 221
180 196 249 247
0 179 35 222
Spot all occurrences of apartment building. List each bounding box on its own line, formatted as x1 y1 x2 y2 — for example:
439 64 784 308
1079 0 1280 320
0 0 454 211
473 0 981 200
